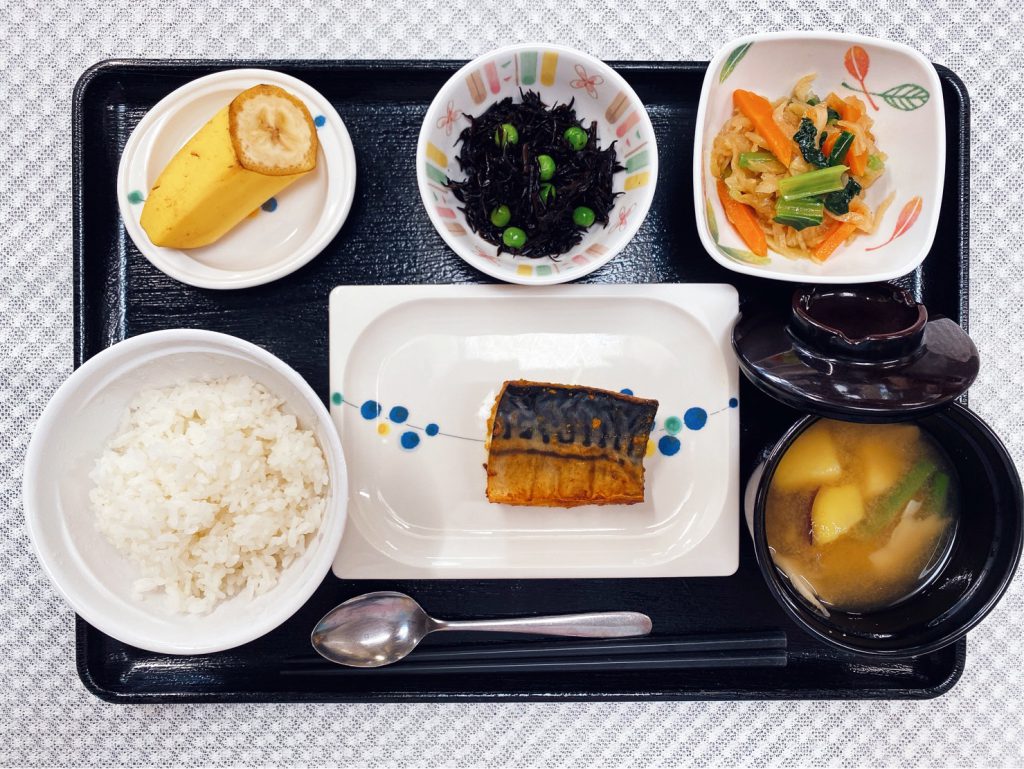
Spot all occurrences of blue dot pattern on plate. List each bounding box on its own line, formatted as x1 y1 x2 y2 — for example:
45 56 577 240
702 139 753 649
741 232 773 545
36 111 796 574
619 388 633 396
400 431 420 450
684 407 708 430
127 190 145 204
425 423 439 437
664 415 682 435
331 392 343 406
261 197 278 212
389 406 409 423
314 115 326 128
658 435 681 456
729 397 739 408
360 400 382 419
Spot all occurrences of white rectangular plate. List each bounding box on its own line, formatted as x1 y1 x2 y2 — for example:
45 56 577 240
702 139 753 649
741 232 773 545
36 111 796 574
330 284 739 579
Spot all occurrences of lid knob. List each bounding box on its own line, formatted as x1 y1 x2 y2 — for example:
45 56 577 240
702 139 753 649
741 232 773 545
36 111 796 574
790 284 927 361
732 282 979 421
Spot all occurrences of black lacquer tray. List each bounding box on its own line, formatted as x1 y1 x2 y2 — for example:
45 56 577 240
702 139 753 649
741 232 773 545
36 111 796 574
72 59 971 702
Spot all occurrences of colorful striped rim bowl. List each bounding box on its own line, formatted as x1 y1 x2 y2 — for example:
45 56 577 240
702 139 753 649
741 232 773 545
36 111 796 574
693 32 945 284
417 44 658 285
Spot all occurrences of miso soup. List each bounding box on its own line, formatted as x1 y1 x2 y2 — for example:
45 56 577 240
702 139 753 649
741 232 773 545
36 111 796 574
765 419 958 613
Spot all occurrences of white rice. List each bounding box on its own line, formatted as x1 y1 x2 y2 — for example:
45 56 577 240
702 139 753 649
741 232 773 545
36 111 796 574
89 375 329 614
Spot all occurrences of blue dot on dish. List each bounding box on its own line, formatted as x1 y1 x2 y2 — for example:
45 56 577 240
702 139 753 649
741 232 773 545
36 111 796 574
360 400 382 420
314 114 326 128
619 388 633 396
684 407 708 431
658 435 681 456
389 406 409 423
331 392 343 406
127 190 145 205
664 416 682 435
261 197 278 212
400 431 420 450
425 423 439 437
729 397 739 409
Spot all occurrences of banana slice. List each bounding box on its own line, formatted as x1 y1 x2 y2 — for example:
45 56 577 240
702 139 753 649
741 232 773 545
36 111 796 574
229 84 318 176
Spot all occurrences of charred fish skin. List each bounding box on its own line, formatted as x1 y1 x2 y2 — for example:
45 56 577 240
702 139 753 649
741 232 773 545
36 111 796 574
485 380 659 507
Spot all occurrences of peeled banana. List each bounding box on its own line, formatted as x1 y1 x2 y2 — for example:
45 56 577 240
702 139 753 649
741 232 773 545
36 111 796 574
140 84 319 249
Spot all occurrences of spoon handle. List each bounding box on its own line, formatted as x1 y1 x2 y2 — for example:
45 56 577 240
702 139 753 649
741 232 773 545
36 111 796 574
433 611 652 638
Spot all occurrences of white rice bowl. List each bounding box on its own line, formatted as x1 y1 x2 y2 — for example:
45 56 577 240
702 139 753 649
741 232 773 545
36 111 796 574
89 375 329 614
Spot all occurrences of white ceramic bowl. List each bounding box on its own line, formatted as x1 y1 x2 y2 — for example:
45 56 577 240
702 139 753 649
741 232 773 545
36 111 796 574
417 43 658 285
693 32 944 283
23 330 347 654
117 69 357 290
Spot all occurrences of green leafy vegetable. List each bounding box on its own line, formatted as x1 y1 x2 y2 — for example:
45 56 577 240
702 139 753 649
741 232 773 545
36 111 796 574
806 95 820 106
826 107 841 124
793 118 828 167
774 198 824 230
929 473 950 516
823 179 862 215
861 460 937 535
867 154 885 171
828 131 856 166
777 165 848 201
739 151 786 174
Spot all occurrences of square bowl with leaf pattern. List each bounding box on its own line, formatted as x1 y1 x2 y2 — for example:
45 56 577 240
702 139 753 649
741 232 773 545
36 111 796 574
417 43 658 285
693 32 944 283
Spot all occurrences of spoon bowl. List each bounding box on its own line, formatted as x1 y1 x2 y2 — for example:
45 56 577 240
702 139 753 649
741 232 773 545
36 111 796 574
311 591 653 667
312 592 435 668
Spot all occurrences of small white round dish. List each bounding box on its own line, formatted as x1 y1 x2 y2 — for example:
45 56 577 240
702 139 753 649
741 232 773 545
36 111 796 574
417 43 658 285
117 69 356 290
23 329 347 655
693 31 944 283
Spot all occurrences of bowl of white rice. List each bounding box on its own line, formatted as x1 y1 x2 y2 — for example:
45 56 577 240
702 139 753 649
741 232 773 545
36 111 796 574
23 329 346 654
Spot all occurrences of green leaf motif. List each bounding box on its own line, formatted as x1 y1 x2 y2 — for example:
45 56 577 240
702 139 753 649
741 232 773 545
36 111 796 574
718 244 770 266
705 197 719 242
879 83 930 111
719 43 752 83
840 81 930 111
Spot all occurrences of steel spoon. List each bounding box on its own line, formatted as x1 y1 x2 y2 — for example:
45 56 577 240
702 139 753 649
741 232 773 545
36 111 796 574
310 591 653 668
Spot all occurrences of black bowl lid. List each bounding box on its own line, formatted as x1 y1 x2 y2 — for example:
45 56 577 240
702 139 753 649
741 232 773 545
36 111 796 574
732 284 979 421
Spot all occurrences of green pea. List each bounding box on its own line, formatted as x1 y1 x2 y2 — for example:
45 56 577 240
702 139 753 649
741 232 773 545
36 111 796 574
537 154 556 181
494 123 519 147
490 204 511 227
564 125 588 151
502 226 527 248
539 183 555 204
573 206 596 227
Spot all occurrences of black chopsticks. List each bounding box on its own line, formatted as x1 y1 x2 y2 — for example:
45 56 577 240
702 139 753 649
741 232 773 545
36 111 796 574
284 631 787 675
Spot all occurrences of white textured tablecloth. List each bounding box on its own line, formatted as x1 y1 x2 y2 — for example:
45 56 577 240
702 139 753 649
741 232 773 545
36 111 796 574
2 1 1022 766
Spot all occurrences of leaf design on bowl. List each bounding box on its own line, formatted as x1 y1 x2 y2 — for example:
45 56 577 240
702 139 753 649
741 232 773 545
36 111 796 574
842 81 930 111
718 43 752 83
866 196 923 252
843 45 879 110
704 196 770 266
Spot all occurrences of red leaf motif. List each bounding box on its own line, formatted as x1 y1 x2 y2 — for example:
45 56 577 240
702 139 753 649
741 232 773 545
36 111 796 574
893 196 923 237
844 45 879 110
844 45 870 82
866 196 923 252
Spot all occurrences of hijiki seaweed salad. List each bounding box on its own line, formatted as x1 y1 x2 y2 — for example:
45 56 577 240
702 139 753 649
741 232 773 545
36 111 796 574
447 91 624 258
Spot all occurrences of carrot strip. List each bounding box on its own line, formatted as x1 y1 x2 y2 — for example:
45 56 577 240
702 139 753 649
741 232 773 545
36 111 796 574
733 89 794 166
827 93 862 123
826 94 869 175
821 132 838 159
812 220 858 262
716 179 768 257
847 147 868 176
